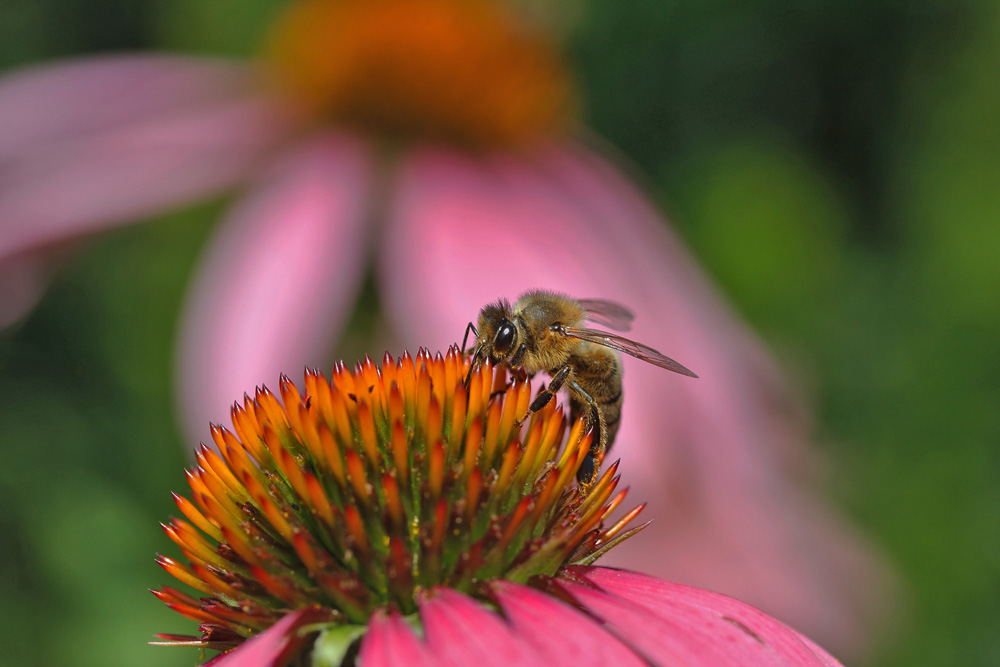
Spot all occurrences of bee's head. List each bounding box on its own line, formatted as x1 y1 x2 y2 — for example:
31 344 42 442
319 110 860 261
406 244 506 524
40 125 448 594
475 299 517 364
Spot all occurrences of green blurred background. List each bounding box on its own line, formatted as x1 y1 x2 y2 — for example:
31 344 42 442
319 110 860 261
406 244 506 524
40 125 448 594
1 0 997 665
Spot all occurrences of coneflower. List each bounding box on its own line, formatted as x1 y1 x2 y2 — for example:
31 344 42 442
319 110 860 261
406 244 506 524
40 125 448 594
153 347 841 666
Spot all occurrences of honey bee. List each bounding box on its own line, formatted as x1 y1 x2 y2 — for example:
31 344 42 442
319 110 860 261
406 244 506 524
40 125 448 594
463 290 697 487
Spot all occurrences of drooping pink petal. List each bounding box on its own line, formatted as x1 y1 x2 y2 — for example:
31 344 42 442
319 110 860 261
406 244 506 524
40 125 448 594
357 609 438 667
487 579 647 666
0 56 250 154
578 567 841 667
176 133 373 446
538 144 894 658
415 587 542 667
0 56 292 262
380 142 891 659
560 566 842 666
381 145 615 333
204 607 328 666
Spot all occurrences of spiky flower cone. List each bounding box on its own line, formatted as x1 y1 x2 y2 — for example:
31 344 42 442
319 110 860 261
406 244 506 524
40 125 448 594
154 347 645 663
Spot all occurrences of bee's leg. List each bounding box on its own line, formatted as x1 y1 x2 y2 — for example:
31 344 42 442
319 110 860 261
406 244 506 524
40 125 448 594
508 343 528 368
463 346 483 387
489 382 513 400
514 364 571 428
568 380 606 487
460 322 479 356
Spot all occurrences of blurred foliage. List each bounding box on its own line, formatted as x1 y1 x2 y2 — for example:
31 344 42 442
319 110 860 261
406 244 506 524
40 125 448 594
0 0 998 666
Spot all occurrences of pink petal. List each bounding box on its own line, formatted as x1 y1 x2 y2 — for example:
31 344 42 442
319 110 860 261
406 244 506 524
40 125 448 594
565 566 842 666
381 146 615 336
0 56 291 262
0 56 251 154
416 587 543 667
380 142 891 659
357 609 438 667
539 144 894 656
488 579 647 666
205 607 328 666
176 133 373 446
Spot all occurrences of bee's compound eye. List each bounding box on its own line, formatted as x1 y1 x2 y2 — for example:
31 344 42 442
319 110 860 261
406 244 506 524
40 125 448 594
494 322 515 355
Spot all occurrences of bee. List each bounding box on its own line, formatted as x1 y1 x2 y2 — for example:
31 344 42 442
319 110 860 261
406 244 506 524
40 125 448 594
463 290 697 487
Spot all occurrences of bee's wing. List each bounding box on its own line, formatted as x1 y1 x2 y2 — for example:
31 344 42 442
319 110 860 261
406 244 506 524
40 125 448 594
577 299 635 332
563 326 699 378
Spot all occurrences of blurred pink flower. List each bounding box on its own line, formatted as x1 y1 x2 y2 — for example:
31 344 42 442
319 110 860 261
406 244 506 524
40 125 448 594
0 0 890 657
208 567 842 667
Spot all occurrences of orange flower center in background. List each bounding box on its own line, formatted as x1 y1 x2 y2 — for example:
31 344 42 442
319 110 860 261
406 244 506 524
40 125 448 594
266 0 575 148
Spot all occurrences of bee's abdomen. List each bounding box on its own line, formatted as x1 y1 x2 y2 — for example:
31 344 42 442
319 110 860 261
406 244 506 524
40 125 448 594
595 371 623 450
566 347 624 449
599 385 623 448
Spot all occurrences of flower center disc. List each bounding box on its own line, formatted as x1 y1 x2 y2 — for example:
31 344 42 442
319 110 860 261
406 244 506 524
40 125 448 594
266 0 574 148
154 348 645 656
